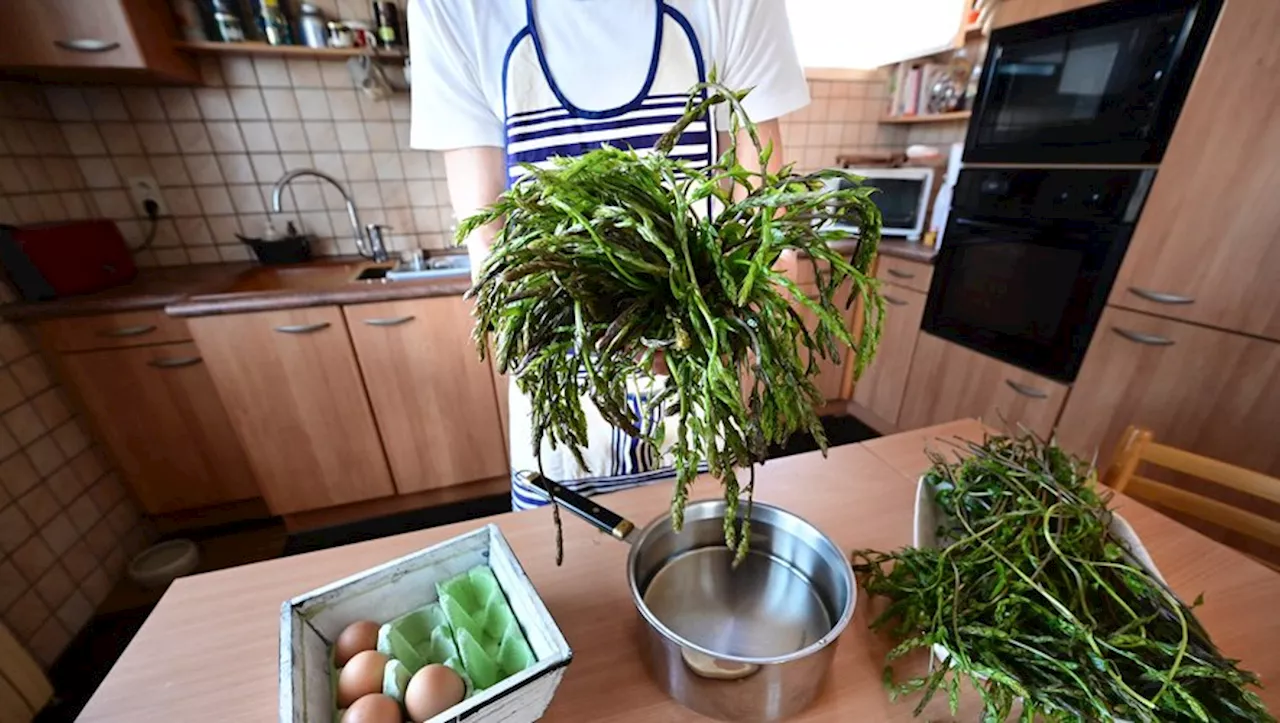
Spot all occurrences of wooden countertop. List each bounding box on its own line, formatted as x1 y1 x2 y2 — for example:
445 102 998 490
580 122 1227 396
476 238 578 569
0 258 472 322
0 263 255 321
77 419 1280 722
0 242 929 323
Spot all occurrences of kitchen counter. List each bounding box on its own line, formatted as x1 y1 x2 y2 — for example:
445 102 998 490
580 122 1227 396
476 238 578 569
0 241 930 323
76 419 1280 722
0 257 472 322
875 238 937 264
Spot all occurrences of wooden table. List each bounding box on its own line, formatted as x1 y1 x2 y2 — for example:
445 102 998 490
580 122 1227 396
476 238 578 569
78 420 1280 721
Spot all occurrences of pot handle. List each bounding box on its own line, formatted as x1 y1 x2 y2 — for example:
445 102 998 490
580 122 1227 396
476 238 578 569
516 471 637 543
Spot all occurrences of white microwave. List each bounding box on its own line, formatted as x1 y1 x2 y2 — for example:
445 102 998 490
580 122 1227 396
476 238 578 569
821 167 935 241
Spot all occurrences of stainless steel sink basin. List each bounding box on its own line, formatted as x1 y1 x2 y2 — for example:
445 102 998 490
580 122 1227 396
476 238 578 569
386 254 470 281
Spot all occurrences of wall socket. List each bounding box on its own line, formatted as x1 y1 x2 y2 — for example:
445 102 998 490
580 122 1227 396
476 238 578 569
126 175 168 217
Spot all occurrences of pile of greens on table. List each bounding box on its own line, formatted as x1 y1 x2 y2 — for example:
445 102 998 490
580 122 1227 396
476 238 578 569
853 433 1273 722
461 76 884 561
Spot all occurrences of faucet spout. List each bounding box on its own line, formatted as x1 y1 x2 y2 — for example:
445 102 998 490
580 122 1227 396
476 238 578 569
270 168 388 261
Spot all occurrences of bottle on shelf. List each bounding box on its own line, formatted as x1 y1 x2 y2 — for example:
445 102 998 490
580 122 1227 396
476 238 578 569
255 0 293 46
208 0 246 42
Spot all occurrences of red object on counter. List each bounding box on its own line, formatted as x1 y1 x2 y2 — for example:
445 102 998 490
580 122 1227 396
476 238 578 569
0 219 137 300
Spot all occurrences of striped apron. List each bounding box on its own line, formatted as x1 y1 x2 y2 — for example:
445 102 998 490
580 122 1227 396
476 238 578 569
503 0 712 510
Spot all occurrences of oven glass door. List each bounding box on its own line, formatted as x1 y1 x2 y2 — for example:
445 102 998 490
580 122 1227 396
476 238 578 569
964 0 1220 164
922 218 1130 382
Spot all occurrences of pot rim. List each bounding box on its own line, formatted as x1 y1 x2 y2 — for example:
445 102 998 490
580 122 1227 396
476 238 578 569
625 499 857 666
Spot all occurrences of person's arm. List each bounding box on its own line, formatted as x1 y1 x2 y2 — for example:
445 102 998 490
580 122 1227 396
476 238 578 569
443 147 506 276
717 118 786 198
407 0 505 275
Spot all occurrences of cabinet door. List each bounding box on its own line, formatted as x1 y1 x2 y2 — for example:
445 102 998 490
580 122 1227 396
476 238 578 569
1056 307 1280 476
792 277 859 403
1108 0 1280 341
992 0 1108 28
345 297 508 493
59 342 258 514
187 307 395 514
898 333 1069 439
0 0 194 80
852 287 926 426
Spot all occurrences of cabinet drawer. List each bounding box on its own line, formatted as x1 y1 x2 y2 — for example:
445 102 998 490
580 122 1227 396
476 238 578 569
36 310 190 352
876 255 933 294
899 333 1069 439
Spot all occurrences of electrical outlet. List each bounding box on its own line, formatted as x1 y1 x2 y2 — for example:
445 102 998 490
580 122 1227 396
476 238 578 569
126 176 168 217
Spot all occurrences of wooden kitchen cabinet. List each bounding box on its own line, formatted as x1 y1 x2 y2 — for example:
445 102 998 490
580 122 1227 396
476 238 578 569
35 309 191 353
1107 0 1280 342
852 286 926 427
344 297 508 494
1056 307 1280 478
992 0 1108 28
187 306 395 515
874 256 933 295
898 332 1069 439
58 342 258 514
792 276 859 403
0 0 196 82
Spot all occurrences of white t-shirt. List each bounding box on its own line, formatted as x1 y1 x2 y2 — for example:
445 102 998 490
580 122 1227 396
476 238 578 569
408 0 810 150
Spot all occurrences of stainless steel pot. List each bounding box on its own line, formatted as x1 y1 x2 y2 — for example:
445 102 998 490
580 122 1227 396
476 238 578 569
521 472 856 722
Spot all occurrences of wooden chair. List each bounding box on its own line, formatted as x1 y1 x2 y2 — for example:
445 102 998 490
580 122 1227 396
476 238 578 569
1102 426 1280 568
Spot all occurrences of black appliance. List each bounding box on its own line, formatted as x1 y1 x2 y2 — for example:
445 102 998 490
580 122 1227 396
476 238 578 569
922 168 1155 382
964 0 1222 165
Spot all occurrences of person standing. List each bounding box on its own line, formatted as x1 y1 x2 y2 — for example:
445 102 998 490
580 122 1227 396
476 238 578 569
408 0 810 509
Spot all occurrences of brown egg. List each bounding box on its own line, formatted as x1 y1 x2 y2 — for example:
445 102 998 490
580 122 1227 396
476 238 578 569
342 693 402 723
335 620 381 666
337 650 389 707
404 664 466 722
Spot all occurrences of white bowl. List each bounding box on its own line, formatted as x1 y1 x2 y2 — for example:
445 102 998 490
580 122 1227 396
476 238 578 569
127 539 200 588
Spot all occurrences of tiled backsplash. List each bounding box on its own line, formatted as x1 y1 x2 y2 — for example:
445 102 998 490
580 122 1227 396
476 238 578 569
1 64 903 268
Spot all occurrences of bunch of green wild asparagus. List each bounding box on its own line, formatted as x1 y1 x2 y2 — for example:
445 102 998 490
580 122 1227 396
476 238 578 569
461 76 884 561
851 433 1273 722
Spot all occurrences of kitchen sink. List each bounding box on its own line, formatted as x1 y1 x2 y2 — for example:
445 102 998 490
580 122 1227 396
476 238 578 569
386 254 470 281
351 254 471 282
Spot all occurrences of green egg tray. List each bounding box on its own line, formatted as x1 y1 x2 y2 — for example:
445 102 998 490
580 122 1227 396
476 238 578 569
376 565 537 699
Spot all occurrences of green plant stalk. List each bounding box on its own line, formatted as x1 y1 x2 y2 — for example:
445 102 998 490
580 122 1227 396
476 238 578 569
462 77 884 562
851 433 1273 722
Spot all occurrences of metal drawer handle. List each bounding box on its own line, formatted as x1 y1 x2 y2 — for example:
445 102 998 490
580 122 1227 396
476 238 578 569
148 357 202 369
1129 287 1194 305
883 295 909 307
1113 327 1175 346
363 315 416 327
53 39 121 53
274 322 331 334
887 268 916 279
1005 379 1049 399
98 324 157 338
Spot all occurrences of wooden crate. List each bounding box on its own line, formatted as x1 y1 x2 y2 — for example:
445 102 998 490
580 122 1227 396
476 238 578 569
279 524 572 722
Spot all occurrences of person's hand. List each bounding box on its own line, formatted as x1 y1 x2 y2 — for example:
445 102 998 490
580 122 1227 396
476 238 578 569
651 349 669 376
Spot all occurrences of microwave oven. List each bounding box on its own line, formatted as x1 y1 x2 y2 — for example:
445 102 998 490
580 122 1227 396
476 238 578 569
822 167 934 241
964 0 1222 165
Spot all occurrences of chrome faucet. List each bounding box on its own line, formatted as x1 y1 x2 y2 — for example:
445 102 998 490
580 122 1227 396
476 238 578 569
270 168 389 262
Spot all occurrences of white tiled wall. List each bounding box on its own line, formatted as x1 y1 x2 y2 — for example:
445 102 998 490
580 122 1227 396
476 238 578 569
2 67 906 269
0 87 153 669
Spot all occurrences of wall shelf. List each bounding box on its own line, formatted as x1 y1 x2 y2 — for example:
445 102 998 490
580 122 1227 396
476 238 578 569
175 40 406 60
880 110 972 124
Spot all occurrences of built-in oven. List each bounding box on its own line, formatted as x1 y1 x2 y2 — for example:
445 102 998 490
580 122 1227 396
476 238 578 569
964 0 1222 165
921 168 1155 383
